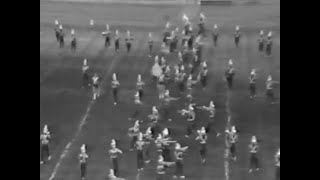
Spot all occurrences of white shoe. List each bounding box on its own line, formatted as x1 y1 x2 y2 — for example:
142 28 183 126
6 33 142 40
255 168 260 171
249 169 253 173
114 102 117 105
48 156 52 161
180 176 185 179
168 119 172 122
173 175 177 179
40 161 44 165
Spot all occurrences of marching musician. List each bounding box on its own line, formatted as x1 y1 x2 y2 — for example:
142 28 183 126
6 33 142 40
266 31 273 56
226 126 238 161
162 90 179 121
249 69 257 100
143 127 153 163
266 75 278 104
186 74 198 101
58 24 64 48
200 100 216 119
71 29 77 52
156 155 175 180
102 24 111 48
275 148 280 180
248 136 260 173
114 30 120 52
163 22 171 44
179 104 196 138
82 59 90 88
234 25 241 47
173 143 188 179
212 24 219 47
136 74 145 99
196 127 208 164
161 128 172 162
79 144 89 180
136 132 150 172
92 73 100 100
54 19 60 42
109 139 123 177
148 106 159 123
198 61 208 90
112 73 120 105
148 32 154 56
40 125 51 164
198 13 206 36
128 120 140 151
225 59 235 89
177 65 186 92
258 30 265 52
125 30 134 53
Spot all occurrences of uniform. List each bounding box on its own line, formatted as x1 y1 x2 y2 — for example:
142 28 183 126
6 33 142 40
225 60 235 89
212 25 219 46
54 20 60 42
173 143 188 179
114 30 120 52
200 62 208 89
136 75 145 99
129 121 140 151
82 59 90 88
112 73 120 105
136 133 147 171
79 145 88 180
226 126 238 161
249 69 257 99
125 31 134 53
266 32 273 56
258 30 265 52
103 25 111 48
40 125 51 164
109 139 123 177
248 136 260 173
148 33 154 55
196 127 208 164
70 29 77 52
181 104 196 137
234 26 241 47
198 13 206 36
58 25 64 48
156 155 175 180
266 75 275 103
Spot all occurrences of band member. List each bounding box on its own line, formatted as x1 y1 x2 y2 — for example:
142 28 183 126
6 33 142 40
258 30 265 52
162 90 179 121
112 73 120 105
226 126 238 161
82 59 90 88
266 75 276 104
148 32 154 56
54 20 60 42
198 61 208 90
266 31 273 56
143 127 153 163
129 91 143 120
125 30 134 53
212 24 219 47
182 14 191 36
188 33 195 49
109 139 123 177
136 74 145 99
196 127 208 164
186 74 198 100
249 69 257 100
58 25 64 48
199 100 216 119
275 148 280 180
136 132 150 172
234 25 241 47
148 106 160 123
163 22 171 44
79 144 89 180
114 30 120 52
108 169 126 180
40 125 51 164
162 128 172 162
164 65 171 80
248 136 260 173
225 59 235 89
92 73 100 100
198 13 206 36
173 143 188 179
179 104 196 138
177 65 186 92
156 155 175 180
71 29 77 52
102 24 111 48
128 120 140 151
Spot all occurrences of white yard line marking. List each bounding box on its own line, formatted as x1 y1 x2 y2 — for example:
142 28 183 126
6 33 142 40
48 53 121 180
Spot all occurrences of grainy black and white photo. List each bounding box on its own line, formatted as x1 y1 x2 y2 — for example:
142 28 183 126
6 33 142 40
40 0 280 179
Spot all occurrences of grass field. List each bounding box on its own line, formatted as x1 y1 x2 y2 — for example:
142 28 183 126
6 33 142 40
40 1 280 180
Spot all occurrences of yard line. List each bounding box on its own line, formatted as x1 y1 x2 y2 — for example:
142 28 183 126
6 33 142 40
48 52 122 180
224 89 232 180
